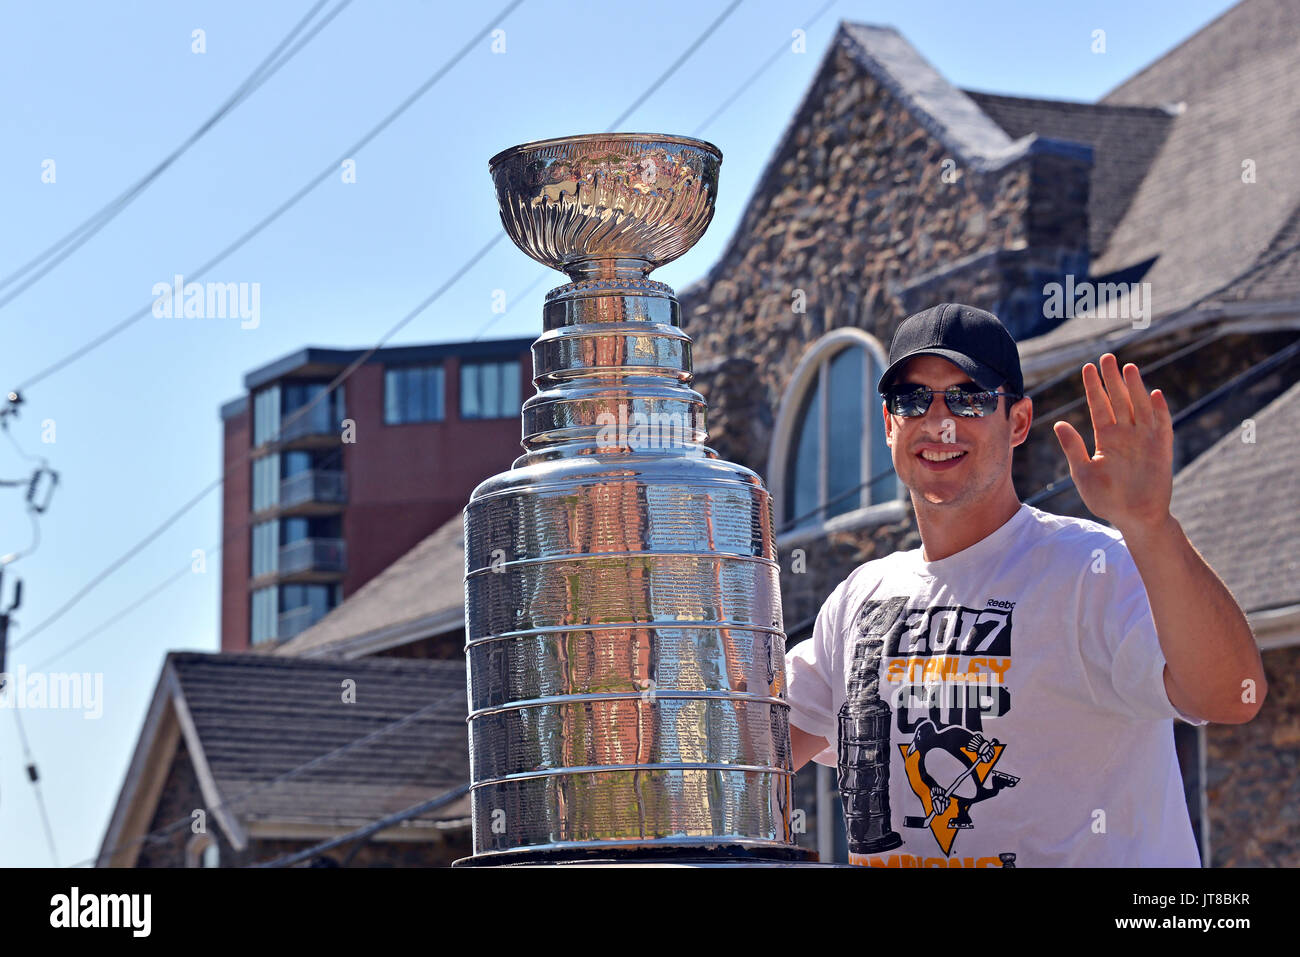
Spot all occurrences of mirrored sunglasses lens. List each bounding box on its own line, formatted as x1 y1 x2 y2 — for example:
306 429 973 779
890 390 930 416
947 389 996 416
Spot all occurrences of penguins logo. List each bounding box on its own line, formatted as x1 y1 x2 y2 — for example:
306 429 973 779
898 719 1019 855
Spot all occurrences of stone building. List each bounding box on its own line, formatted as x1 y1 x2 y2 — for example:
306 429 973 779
679 0 1300 865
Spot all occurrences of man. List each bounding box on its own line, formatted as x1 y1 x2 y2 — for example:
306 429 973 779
784 302 1267 867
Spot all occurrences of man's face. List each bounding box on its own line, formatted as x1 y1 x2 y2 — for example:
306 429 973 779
882 355 1032 508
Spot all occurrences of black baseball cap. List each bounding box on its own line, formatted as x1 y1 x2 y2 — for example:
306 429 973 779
877 302 1023 396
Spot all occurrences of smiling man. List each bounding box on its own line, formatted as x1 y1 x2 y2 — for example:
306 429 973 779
784 302 1267 867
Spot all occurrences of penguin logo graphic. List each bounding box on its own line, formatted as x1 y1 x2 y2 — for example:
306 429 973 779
898 719 1019 855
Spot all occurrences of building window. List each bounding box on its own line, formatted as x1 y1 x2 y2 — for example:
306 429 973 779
770 329 899 532
250 586 278 645
253 380 345 446
460 359 520 420
252 385 281 447
384 365 445 424
252 521 279 577
252 454 280 512
279 583 341 639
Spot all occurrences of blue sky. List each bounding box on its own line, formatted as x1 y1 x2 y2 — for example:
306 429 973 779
0 0 1235 867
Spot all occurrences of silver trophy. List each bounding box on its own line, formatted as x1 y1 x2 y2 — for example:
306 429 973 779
458 133 811 864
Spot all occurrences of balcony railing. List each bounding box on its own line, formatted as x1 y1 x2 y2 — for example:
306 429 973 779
278 412 339 443
278 603 330 639
279 537 347 576
279 470 347 510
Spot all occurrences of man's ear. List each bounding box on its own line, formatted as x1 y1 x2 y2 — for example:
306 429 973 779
882 400 894 446
1010 395 1033 448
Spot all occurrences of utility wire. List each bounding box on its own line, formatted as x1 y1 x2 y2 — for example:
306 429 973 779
1025 334 1300 508
690 0 839 137
27 485 493 673
11 0 746 656
0 0 354 307
80 697 457 868
10 0 526 395
605 0 743 131
9 709 60 865
252 783 471 868
11 233 505 652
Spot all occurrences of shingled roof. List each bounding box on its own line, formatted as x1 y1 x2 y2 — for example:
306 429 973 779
1021 0 1300 360
964 91 1175 257
99 652 469 865
1171 378 1300 621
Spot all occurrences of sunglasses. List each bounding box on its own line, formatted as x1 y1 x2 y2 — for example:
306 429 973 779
883 385 1020 418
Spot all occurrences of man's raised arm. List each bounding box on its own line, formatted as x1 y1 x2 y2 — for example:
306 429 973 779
1053 353 1267 724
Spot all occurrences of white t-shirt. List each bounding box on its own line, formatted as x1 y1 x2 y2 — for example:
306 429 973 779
785 503 1206 868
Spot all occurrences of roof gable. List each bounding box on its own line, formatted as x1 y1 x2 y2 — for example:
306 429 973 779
99 653 469 865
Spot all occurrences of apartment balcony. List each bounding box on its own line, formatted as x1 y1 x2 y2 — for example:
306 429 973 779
279 470 348 515
276 412 343 448
278 603 330 640
278 537 347 581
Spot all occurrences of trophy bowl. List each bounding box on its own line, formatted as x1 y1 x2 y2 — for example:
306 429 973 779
488 132 722 282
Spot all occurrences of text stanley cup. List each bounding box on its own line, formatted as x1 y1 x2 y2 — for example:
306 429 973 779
459 133 812 864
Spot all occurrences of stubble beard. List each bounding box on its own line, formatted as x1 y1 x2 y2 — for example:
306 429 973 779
905 442 1011 514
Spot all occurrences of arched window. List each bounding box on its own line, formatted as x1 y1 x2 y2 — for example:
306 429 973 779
770 329 899 532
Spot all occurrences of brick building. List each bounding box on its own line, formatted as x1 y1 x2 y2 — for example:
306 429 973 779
218 337 533 651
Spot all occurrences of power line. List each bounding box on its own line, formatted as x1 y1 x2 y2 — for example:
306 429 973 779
9 709 60 865
26 484 503 673
606 0 744 131
1028 325 1224 427
691 0 839 137
81 697 458 868
470 0 838 342
0 0 354 308
252 783 471 868
11 232 506 652
9 0 527 396
1025 334 1300 508
13 0 753 661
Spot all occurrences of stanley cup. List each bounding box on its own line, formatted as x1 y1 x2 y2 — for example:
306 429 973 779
459 133 812 864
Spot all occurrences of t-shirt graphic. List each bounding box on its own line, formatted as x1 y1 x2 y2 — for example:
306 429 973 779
839 595 1019 862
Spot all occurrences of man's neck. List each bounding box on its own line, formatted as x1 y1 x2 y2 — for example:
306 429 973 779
913 487 1023 562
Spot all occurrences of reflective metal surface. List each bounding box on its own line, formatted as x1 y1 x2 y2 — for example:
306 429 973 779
462 133 807 863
